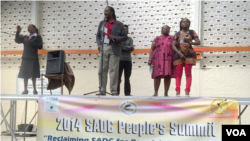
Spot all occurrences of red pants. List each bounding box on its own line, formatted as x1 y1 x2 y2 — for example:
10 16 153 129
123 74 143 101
175 63 193 92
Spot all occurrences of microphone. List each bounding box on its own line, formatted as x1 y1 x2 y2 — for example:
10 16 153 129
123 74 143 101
186 31 189 37
1 32 15 35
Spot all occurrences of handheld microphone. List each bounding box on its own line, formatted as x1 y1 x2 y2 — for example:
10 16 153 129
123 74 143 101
1 32 15 35
186 31 189 37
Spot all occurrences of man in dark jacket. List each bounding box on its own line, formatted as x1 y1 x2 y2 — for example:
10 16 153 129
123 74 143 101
96 6 127 96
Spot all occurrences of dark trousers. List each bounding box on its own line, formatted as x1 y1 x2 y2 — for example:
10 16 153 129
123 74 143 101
117 60 132 95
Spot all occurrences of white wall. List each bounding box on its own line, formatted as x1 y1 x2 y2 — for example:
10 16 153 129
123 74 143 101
1 0 250 134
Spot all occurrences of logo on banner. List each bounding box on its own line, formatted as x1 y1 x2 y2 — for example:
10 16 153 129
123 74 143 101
222 125 249 141
119 100 137 116
210 99 229 115
44 97 59 113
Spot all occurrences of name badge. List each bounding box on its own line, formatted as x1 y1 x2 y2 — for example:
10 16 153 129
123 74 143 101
104 35 110 44
104 27 108 34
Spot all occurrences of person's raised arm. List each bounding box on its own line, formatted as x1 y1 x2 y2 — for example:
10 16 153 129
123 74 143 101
15 25 24 44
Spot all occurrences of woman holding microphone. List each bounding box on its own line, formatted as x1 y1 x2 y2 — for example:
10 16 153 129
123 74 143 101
15 24 43 94
172 18 200 97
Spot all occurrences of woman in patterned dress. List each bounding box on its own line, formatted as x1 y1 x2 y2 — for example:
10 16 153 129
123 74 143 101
172 18 200 97
148 25 175 96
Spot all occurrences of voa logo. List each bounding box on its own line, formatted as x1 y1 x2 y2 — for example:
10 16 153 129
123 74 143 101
226 129 246 136
222 125 249 140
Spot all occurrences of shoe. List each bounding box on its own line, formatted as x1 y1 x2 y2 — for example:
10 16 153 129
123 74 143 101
185 92 190 97
33 90 38 94
126 94 133 96
176 92 180 97
112 93 118 96
22 90 29 94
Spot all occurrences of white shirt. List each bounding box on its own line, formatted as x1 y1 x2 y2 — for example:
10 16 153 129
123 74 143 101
28 33 37 39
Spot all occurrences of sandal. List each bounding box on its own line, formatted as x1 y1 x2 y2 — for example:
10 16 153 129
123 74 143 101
22 90 29 94
33 90 38 94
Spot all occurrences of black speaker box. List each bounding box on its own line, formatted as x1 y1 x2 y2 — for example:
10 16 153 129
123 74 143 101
46 50 65 74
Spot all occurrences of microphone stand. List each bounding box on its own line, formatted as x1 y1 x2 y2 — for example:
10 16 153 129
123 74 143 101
1 32 15 35
84 16 111 96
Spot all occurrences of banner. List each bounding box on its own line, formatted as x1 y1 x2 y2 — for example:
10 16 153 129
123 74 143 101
37 96 238 141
